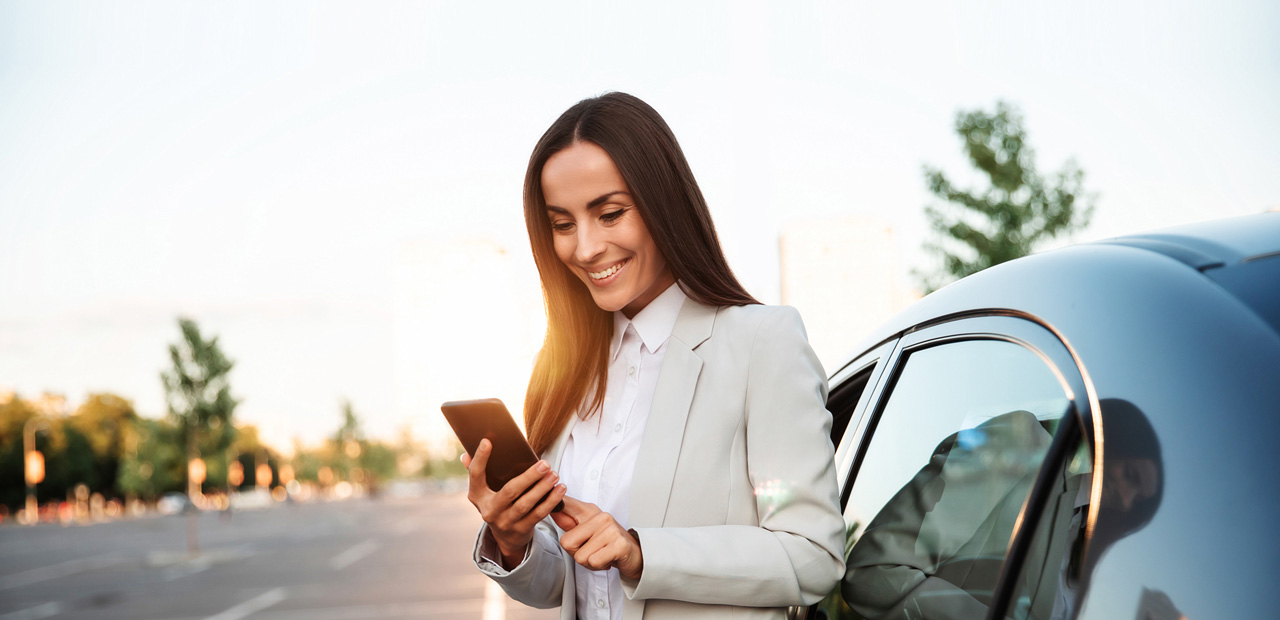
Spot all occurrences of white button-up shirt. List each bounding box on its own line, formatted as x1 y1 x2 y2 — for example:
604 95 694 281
559 282 685 620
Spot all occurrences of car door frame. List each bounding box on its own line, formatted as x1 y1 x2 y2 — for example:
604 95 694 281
820 310 1099 620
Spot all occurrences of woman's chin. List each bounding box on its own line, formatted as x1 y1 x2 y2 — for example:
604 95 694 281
587 290 629 314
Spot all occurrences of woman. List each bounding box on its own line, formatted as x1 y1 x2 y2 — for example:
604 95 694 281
463 92 844 619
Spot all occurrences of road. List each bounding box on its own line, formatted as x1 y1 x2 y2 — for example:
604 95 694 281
0 490 558 620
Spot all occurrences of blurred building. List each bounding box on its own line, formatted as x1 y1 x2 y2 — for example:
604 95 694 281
393 238 544 458
780 215 919 374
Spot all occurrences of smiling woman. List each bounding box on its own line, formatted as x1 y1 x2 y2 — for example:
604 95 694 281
460 92 845 620
543 142 676 319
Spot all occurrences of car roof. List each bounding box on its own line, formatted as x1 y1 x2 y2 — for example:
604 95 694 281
833 211 1280 376
1090 211 1280 269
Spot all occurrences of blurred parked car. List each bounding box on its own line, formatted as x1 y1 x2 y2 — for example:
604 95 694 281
156 492 197 515
800 212 1279 620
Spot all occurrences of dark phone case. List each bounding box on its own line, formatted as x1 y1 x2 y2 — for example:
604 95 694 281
440 398 564 512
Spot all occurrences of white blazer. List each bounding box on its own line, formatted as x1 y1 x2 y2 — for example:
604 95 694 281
473 298 846 619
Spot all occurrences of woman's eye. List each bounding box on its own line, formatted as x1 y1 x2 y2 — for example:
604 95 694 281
551 221 574 233
601 209 625 223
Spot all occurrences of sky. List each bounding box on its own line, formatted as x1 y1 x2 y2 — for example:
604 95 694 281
2 0 1277 450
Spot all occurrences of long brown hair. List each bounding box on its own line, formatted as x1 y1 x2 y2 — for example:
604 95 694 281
523 92 758 455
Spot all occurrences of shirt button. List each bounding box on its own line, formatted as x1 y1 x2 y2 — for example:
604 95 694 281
597 598 606 608
614 423 623 433
628 366 636 376
590 469 599 480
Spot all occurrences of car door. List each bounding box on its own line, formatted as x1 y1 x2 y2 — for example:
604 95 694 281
806 314 1093 620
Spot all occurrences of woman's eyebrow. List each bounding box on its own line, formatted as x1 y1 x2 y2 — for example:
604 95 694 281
586 191 631 209
546 191 631 213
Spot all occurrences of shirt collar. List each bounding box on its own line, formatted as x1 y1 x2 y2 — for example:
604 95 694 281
610 282 687 360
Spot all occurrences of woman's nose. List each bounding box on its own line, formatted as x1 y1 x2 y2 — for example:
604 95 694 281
575 225 606 263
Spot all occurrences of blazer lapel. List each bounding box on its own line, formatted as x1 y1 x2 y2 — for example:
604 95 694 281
627 298 717 529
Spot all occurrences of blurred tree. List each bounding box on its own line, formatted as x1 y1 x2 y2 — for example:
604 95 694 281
42 421 96 502
0 396 40 510
289 438 324 484
919 101 1095 292
336 399 362 444
229 424 278 490
333 398 363 481
118 417 184 500
359 442 397 483
161 318 239 498
68 393 137 499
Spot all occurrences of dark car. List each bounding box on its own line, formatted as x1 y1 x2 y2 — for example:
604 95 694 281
800 212 1280 620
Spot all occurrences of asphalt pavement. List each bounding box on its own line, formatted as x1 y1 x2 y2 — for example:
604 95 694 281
0 490 558 620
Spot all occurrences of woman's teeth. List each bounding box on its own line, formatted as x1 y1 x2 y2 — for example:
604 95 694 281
589 260 626 280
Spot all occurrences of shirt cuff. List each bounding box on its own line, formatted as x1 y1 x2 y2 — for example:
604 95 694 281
474 525 533 576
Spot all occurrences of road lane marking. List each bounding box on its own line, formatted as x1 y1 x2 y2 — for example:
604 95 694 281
483 579 505 620
0 554 125 590
327 540 378 570
162 555 213 581
203 587 287 620
0 602 61 620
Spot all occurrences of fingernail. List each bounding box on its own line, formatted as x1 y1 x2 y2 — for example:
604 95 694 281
536 460 549 473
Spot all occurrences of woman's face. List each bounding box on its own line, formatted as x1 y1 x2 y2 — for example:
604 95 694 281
542 141 675 318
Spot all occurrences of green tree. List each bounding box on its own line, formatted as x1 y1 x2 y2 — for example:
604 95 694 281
229 424 278 490
117 417 184 500
68 393 138 499
160 318 239 497
919 101 1095 292
0 396 41 510
333 398 364 481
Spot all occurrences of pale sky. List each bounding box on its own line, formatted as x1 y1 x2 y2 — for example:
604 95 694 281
2 0 1277 449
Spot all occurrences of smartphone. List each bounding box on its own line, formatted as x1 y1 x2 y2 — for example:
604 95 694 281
440 398 564 512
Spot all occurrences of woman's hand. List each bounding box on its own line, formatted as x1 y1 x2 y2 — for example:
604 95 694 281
462 439 568 569
551 497 644 581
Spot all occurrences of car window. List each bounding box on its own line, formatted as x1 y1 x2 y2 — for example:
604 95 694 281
1002 435 1092 620
817 338 1072 620
828 365 872 446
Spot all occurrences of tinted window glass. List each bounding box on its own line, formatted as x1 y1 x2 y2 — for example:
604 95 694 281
1004 436 1091 620
818 339 1071 620
828 366 872 446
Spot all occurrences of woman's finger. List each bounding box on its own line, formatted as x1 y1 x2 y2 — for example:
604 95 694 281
467 439 491 478
560 496 601 522
550 509 577 532
511 470 560 517
494 459 552 505
518 483 568 530
587 536 628 571
558 511 606 553
574 526 624 571
465 439 492 505
558 519 591 555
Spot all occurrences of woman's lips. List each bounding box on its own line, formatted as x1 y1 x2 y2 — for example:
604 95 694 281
587 258 628 286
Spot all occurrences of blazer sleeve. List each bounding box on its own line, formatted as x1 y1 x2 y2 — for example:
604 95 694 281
625 305 846 606
471 518 566 609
